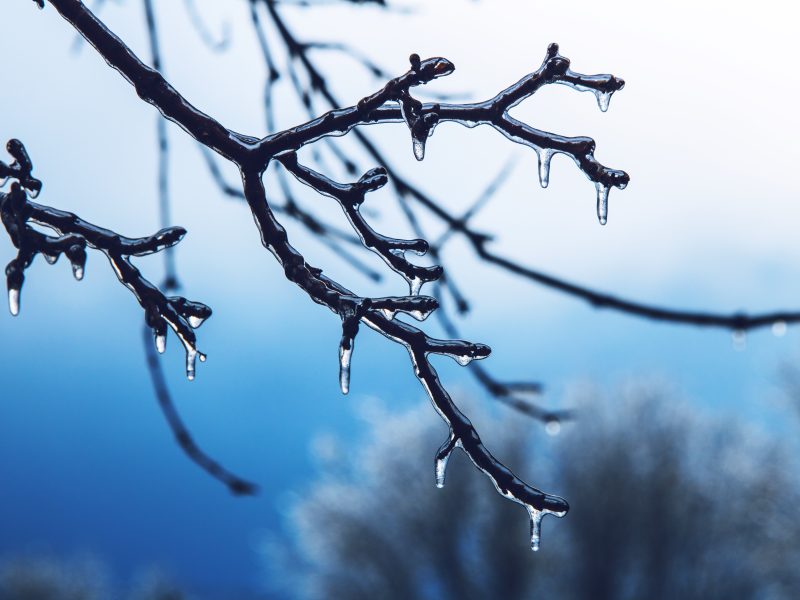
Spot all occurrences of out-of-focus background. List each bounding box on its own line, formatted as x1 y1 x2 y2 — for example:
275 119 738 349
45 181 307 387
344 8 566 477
1 0 799 597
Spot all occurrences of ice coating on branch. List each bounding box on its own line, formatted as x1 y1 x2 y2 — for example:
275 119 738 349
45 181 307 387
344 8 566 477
537 148 553 188
8 287 19 316
595 182 609 225
339 341 353 394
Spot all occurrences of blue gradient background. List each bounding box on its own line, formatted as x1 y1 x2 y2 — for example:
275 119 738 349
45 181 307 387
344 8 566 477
1 0 799 595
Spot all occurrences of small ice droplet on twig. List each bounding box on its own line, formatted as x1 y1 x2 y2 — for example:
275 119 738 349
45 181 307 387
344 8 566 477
188 315 205 328
732 329 747 351
772 321 787 337
71 262 84 281
537 148 553 188
595 182 609 225
545 418 561 436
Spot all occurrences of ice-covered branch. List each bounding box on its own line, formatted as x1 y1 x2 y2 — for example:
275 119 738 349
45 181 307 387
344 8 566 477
28 0 647 548
0 140 210 380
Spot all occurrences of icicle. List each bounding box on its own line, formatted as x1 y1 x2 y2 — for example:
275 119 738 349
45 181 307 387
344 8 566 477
71 262 84 281
526 505 567 552
155 333 167 354
412 137 426 161
537 148 553 188
595 89 612 112
772 321 787 337
528 507 545 552
435 436 458 488
435 453 450 488
8 287 20 316
185 347 205 381
339 341 353 394
595 182 609 225
732 329 746 351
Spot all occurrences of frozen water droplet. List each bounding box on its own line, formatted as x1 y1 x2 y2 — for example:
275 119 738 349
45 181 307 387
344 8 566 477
409 310 426 321
198 352 206 362
188 315 205 328
545 418 561 436
772 320 787 337
8 287 20 316
379 308 396 320
595 90 612 112
595 182 609 225
732 329 747 351
339 342 353 395
537 148 553 188
412 137 426 161
155 333 166 354
444 353 473 366
27 187 40 199
44 253 58 265
72 263 84 281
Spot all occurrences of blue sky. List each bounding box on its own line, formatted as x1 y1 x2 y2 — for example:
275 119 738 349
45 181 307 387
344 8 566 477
1 0 799 594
